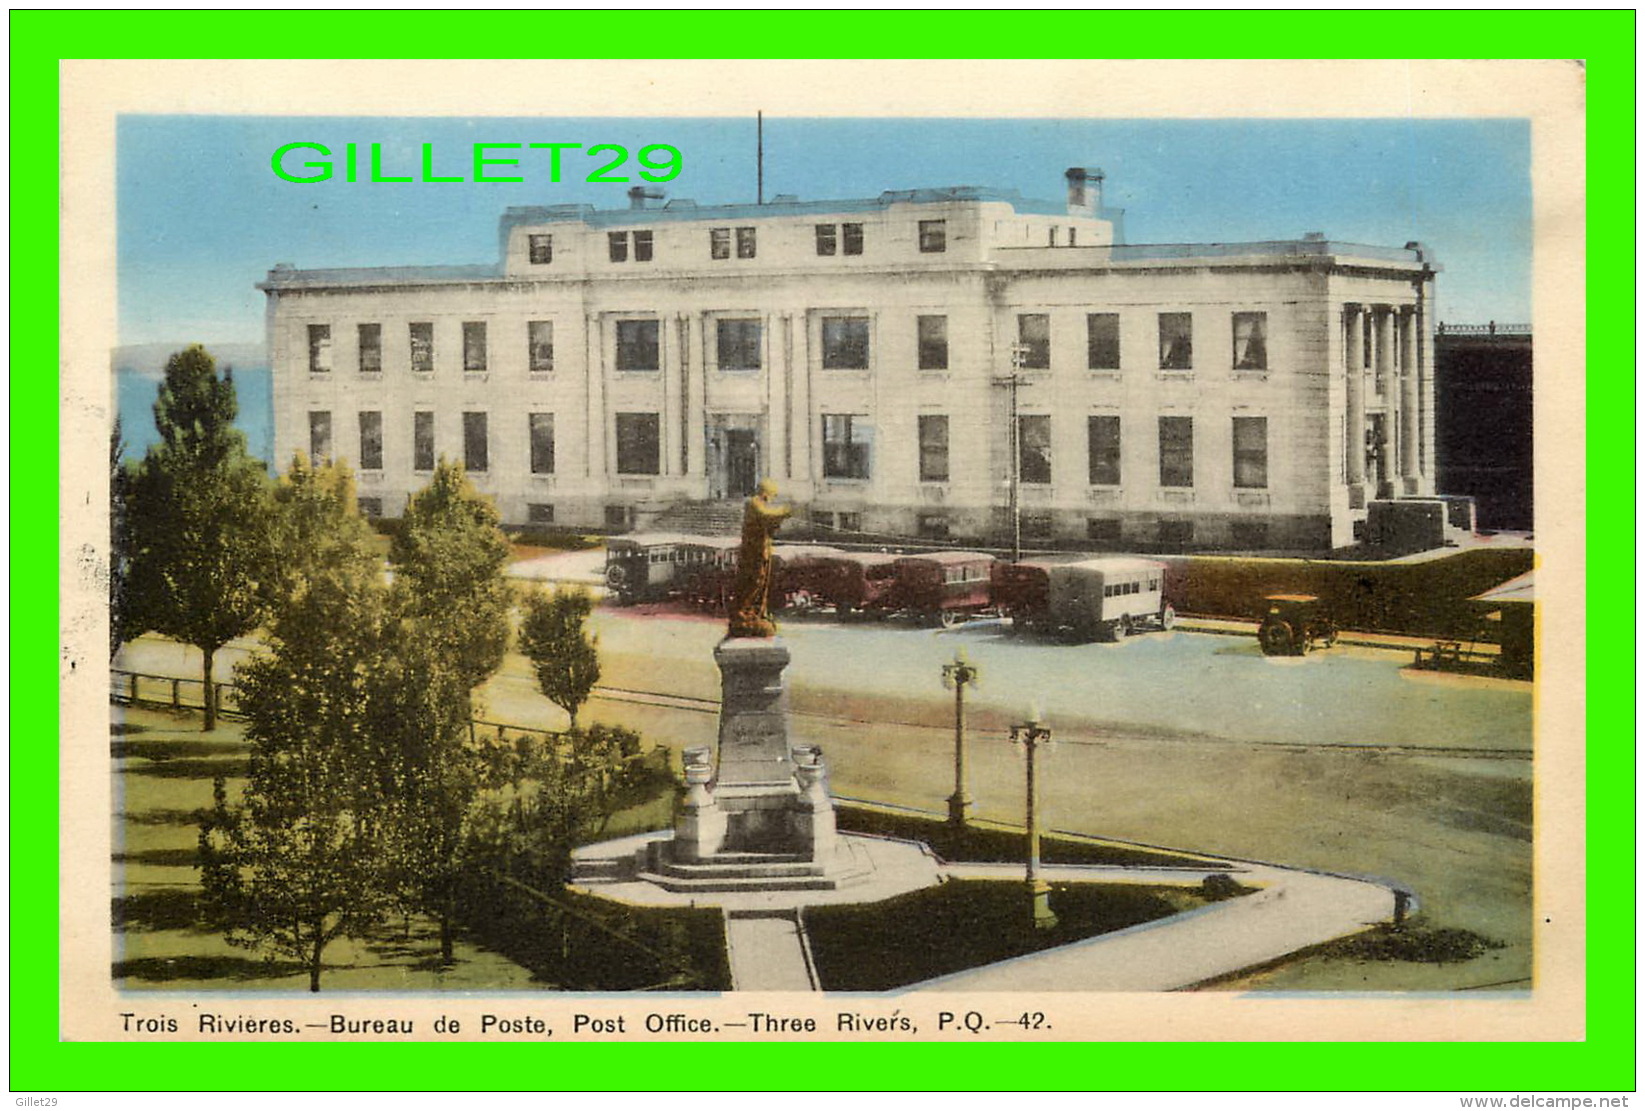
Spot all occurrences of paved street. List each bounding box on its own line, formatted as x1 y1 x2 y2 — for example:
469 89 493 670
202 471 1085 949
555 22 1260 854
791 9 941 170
114 604 1533 991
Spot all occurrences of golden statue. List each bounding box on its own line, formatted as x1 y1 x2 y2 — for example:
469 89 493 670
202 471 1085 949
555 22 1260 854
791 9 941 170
727 479 793 638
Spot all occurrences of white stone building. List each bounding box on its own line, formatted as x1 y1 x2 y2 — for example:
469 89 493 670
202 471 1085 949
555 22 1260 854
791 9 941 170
262 168 1436 551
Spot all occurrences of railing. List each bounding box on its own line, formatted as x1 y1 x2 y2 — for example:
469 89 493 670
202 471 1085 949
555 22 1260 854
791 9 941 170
110 668 568 747
1436 322 1532 337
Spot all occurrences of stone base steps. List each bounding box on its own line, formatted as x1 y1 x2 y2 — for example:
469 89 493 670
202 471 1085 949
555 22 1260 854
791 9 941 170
648 500 743 535
573 835 875 893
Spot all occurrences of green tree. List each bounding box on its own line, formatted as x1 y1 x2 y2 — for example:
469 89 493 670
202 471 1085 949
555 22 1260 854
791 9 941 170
519 586 601 731
384 460 513 963
390 460 512 696
469 724 667 889
199 458 390 991
125 346 272 729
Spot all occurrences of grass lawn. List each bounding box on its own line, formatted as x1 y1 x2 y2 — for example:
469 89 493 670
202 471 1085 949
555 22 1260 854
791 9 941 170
803 880 1222 991
836 804 1233 870
111 704 717 992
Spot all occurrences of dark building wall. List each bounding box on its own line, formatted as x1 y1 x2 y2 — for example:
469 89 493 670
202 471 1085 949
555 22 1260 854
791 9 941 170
1434 328 1532 530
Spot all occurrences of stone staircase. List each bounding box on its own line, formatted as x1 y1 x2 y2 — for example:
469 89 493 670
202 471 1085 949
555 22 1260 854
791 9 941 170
571 834 873 893
647 499 743 535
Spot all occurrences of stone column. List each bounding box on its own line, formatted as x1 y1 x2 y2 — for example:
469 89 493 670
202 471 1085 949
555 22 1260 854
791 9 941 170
585 313 607 481
685 313 706 479
1344 305 1366 490
1374 305 1395 400
764 311 785 485
1399 307 1420 492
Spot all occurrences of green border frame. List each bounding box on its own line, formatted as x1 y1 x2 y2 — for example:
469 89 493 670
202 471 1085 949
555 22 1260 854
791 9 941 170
13 10 1635 1093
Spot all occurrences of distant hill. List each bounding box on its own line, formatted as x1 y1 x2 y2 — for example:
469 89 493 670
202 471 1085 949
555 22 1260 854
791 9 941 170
112 341 267 380
114 342 273 463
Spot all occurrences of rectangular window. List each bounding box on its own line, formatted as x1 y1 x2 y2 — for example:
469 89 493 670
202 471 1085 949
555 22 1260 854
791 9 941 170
1159 313 1193 370
1231 521 1268 549
1087 415 1121 486
815 224 837 256
1233 311 1268 370
917 514 950 540
529 413 555 475
608 232 629 262
918 219 946 253
528 234 553 264
821 414 872 480
410 322 434 374
716 319 762 371
528 320 554 373
357 323 382 373
837 511 862 533
308 410 332 460
463 412 489 473
1086 313 1120 370
918 415 950 482
735 227 757 258
307 324 332 373
528 503 555 525
358 411 383 471
615 412 661 475
1232 416 1269 489
1158 519 1194 550
463 321 488 372
1019 415 1052 485
1022 513 1054 538
356 497 383 519
615 319 660 371
413 411 435 471
1159 416 1194 487
821 316 870 370
633 230 654 262
1087 518 1121 546
1017 313 1051 369
842 222 863 255
710 228 731 260
917 315 948 371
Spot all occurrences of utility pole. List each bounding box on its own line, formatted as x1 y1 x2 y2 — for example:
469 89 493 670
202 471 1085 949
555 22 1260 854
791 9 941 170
995 343 1031 563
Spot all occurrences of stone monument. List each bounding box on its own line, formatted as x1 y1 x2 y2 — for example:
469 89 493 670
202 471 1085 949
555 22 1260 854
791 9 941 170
653 481 847 888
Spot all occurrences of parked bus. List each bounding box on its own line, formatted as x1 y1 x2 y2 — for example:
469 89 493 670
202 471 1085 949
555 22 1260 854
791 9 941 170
1042 557 1175 641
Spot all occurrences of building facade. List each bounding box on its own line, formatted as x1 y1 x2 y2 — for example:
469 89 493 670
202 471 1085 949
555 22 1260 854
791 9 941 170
263 168 1438 551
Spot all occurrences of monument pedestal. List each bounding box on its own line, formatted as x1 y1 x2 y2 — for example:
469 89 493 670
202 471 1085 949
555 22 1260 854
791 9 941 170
652 637 853 890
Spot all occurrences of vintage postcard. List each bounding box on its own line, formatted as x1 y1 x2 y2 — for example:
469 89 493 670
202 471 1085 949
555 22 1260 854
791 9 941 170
58 56 1587 1052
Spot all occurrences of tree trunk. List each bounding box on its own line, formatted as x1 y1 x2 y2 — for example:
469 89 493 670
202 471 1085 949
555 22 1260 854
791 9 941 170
201 644 217 732
440 911 454 966
309 927 323 993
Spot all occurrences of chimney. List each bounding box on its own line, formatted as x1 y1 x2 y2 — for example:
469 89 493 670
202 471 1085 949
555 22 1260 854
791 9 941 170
628 186 666 210
1065 167 1104 214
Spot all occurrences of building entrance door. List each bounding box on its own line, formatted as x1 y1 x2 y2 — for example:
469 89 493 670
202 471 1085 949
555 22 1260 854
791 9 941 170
707 415 763 500
725 429 759 498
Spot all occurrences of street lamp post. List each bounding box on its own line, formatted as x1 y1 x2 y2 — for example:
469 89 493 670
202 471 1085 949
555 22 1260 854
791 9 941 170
1010 710 1058 930
995 343 1032 563
940 651 981 829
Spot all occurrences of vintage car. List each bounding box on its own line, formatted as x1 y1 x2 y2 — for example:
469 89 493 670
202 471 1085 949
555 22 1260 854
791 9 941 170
1041 557 1174 642
771 544 845 612
1257 593 1339 656
674 536 743 611
992 557 1069 634
602 533 701 605
814 551 901 616
890 551 998 627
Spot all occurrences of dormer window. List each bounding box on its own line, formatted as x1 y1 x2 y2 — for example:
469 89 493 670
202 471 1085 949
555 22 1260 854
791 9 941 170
918 219 946 253
528 234 553 264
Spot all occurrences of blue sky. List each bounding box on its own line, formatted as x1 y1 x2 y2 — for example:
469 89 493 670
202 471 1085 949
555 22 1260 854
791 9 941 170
118 116 1531 347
